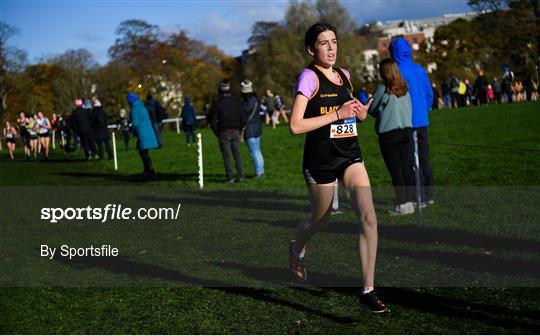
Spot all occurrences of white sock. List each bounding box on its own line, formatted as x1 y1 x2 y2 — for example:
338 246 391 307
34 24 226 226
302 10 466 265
293 245 305 258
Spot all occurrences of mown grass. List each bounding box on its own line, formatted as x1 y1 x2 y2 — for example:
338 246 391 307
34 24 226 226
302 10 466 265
1 102 539 334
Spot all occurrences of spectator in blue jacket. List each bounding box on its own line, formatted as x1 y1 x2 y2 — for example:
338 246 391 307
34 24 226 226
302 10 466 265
389 37 434 204
181 97 197 145
127 92 159 179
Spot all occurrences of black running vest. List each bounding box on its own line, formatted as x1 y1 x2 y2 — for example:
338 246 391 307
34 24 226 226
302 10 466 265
302 63 361 170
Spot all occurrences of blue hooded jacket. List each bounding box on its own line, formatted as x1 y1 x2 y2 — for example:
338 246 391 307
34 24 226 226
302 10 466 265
389 38 433 128
127 93 159 150
181 97 197 126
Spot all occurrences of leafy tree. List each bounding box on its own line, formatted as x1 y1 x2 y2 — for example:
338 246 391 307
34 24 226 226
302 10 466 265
468 0 506 11
419 1 537 85
243 0 367 106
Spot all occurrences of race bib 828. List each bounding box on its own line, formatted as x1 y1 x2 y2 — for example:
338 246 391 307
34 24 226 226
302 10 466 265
330 117 357 138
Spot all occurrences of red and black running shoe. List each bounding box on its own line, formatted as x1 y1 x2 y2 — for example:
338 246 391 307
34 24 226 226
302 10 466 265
288 240 307 282
360 290 390 314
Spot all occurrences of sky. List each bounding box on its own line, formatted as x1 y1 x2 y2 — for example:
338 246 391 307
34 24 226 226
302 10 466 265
2 0 473 65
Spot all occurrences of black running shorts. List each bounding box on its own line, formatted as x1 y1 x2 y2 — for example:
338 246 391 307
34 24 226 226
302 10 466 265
303 157 363 184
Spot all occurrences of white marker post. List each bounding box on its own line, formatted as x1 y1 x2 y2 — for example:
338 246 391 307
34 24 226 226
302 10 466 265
413 130 422 228
112 131 118 171
52 130 56 150
176 117 181 135
197 133 203 190
0 137 3 151
61 131 65 147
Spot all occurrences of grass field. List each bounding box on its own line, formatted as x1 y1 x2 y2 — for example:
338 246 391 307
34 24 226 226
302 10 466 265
1 102 539 333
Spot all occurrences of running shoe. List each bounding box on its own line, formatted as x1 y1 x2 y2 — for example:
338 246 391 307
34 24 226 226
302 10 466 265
288 240 307 281
360 290 390 314
388 202 414 216
427 199 435 205
331 207 344 215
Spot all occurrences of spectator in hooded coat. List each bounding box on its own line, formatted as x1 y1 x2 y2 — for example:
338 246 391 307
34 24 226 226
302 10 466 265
389 37 434 204
128 92 159 179
180 97 197 145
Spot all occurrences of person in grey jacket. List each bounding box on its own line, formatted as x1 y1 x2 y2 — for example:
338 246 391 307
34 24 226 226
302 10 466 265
368 58 414 215
241 80 265 178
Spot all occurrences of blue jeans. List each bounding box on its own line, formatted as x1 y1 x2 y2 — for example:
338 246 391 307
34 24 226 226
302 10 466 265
443 94 452 109
246 137 264 175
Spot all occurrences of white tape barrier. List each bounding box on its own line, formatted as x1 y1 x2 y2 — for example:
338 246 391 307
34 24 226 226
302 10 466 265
105 110 291 130
112 131 118 171
107 115 206 130
197 133 203 190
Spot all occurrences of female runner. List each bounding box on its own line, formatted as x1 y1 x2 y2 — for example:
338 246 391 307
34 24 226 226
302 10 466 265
36 111 52 160
288 23 388 314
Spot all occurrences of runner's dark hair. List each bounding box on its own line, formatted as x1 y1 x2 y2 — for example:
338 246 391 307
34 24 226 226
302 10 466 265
305 23 338 50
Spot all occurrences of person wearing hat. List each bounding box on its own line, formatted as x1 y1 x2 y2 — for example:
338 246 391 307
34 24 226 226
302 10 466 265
116 108 131 150
127 92 159 179
208 80 246 183
241 79 265 179
91 98 113 160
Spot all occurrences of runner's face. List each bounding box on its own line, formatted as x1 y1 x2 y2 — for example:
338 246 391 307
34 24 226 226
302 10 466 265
310 30 337 67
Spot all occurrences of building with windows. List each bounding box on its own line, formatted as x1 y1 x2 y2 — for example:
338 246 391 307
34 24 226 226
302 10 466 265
358 12 479 79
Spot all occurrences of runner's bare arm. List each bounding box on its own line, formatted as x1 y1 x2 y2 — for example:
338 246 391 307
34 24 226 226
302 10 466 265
289 94 359 135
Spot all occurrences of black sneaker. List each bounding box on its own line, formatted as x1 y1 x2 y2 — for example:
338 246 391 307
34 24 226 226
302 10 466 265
288 240 307 281
360 290 390 314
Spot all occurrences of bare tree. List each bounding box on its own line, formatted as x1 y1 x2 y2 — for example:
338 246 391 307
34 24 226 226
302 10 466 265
0 22 28 122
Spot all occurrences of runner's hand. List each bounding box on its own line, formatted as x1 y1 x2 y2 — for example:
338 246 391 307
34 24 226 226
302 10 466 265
354 98 370 121
336 100 360 120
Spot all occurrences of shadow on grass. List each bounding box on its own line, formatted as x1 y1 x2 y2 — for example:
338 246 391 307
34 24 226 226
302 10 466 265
56 171 227 183
233 217 539 280
248 217 540 255
137 190 309 213
212 262 539 331
381 247 540 279
54 255 355 324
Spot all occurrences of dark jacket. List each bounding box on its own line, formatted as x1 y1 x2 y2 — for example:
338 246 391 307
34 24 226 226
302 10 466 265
181 98 197 126
71 107 93 134
209 96 245 135
145 98 158 124
92 106 110 141
242 95 262 139
474 75 488 93
389 37 433 128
